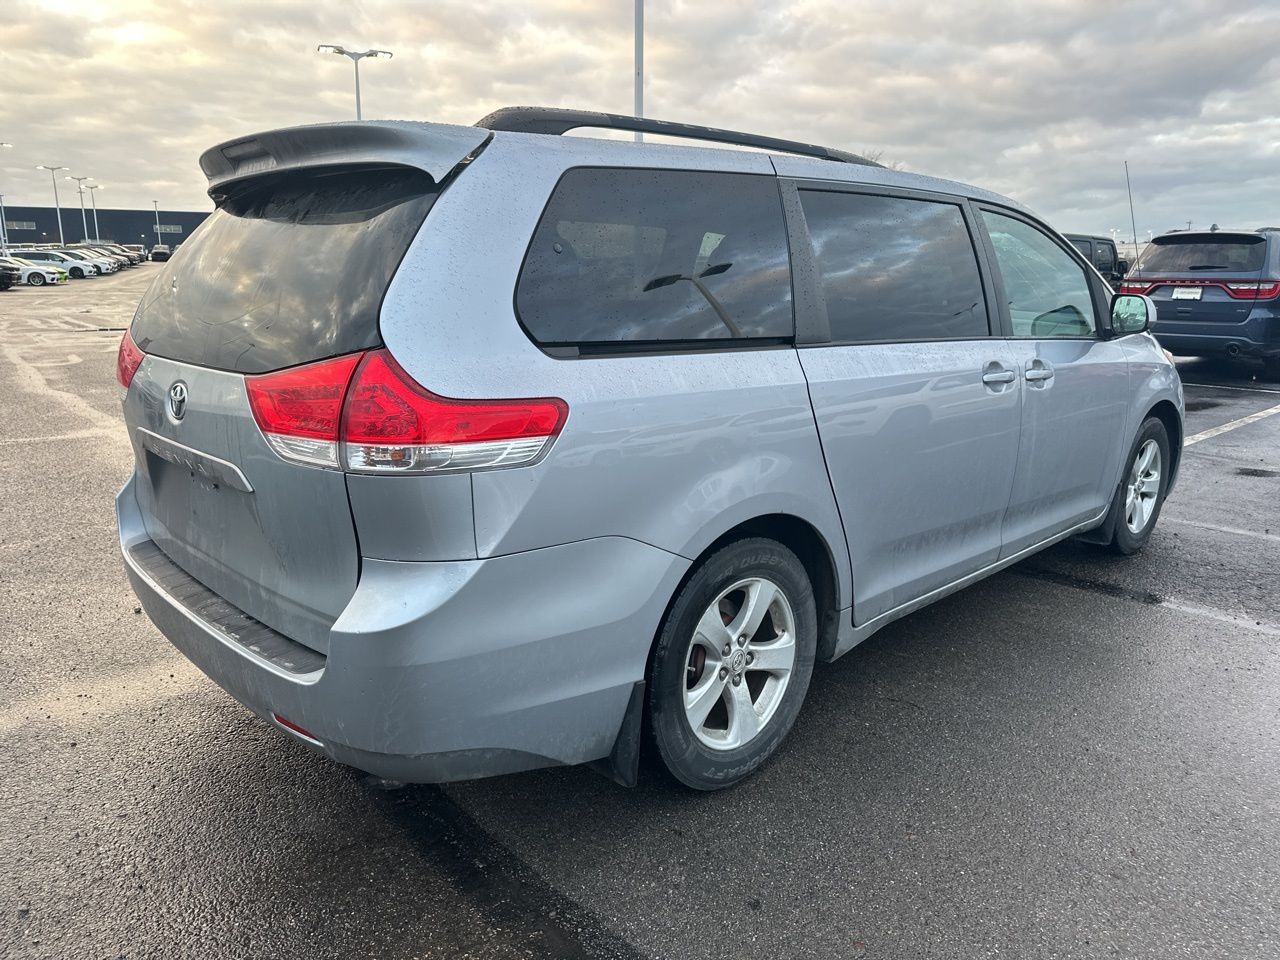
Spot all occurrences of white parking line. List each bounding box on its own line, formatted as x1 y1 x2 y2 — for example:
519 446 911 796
1184 402 1280 446
1165 517 1280 544
0 428 115 445
0 660 202 738
1160 599 1280 639
1182 382 1280 396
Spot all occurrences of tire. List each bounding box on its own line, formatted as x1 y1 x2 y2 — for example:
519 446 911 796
646 537 817 790
70 267 84 279
1107 416 1171 555
27 273 45 287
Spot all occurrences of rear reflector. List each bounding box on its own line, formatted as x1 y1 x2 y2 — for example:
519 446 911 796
271 712 323 745
117 330 145 391
245 349 568 475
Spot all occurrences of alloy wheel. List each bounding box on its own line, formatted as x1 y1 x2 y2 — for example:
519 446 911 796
1124 439 1161 534
683 577 796 751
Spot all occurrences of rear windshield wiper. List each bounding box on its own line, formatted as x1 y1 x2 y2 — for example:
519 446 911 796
1187 264 1231 270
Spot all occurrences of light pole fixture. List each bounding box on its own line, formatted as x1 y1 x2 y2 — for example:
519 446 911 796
85 184 102 241
65 175 91 241
0 145 10 252
317 44 392 120
36 164 67 244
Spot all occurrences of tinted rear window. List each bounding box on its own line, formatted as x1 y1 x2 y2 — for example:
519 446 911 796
1137 235 1266 273
799 191 988 342
516 168 792 349
131 166 436 374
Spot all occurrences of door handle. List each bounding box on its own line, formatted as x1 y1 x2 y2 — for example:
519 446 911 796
982 369 1016 385
1024 360 1054 384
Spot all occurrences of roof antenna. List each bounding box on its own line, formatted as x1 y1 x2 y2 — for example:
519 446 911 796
1124 160 1140 259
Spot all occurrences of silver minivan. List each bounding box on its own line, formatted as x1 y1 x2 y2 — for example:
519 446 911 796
117 108 1183 790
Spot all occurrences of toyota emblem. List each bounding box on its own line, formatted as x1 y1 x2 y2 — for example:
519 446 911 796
167 381 188 421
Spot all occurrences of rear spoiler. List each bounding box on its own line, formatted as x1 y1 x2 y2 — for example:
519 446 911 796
199 120 491 198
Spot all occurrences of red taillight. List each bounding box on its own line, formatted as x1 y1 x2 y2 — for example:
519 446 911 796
116 330 145 391
245 353 362 469
341 349 568 473
1226 281 1280 300
1124 278 1280 300
246 349 568 474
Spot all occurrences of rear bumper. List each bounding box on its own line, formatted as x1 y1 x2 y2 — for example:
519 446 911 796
1153 307 1280 358
118 476 687 782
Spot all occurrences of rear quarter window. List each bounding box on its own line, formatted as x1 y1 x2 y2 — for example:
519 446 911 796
516 168 793 350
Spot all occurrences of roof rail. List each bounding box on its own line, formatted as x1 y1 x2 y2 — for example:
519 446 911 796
475 106 881 167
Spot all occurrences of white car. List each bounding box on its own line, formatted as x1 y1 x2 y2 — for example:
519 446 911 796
10 249 99 279
0 256 67 286
57 248 118 274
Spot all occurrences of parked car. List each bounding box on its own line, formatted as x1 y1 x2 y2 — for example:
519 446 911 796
123 244 148 259
10 248 97 278
1121 228 1280 379
117 109 1184 791
57 248 117 274
0 255 67 286
0 261 19 290
150 244 171 262
74 243 136 267
1064 233 1128 287
98 242 145 265
72 245 129 270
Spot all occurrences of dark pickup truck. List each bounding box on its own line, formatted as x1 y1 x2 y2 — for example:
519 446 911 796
1064 233 1128 288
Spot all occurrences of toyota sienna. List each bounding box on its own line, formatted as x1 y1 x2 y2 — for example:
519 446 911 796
117 108 1184 790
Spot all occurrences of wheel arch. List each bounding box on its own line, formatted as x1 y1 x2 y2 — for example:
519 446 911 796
663 512 844 667
1146 399 1183 492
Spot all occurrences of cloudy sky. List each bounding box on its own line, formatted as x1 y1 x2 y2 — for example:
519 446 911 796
2 0 1277 237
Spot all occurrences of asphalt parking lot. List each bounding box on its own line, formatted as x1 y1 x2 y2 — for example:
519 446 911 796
2 265 1278 960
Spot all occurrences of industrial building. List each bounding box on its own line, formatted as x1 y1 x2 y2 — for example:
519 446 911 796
1 205 210 249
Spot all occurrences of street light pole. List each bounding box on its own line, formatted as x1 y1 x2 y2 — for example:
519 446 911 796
152 199 162 247
85 184 102 241
66 175 91 241
634 0 644 141
36 165 67 244
0 144 9 252
317 45 393 120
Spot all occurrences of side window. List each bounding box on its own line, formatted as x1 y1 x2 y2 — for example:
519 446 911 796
798 191 988 342
516 168 792 348
1095 242 1115 271
981 211 1097 338
1069 238 1092 258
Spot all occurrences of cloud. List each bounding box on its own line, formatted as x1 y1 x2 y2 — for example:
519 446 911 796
0 0 1276 235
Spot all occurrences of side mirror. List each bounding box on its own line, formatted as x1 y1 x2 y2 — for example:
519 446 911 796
1116 258 1130 275
1110 293 1155 335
